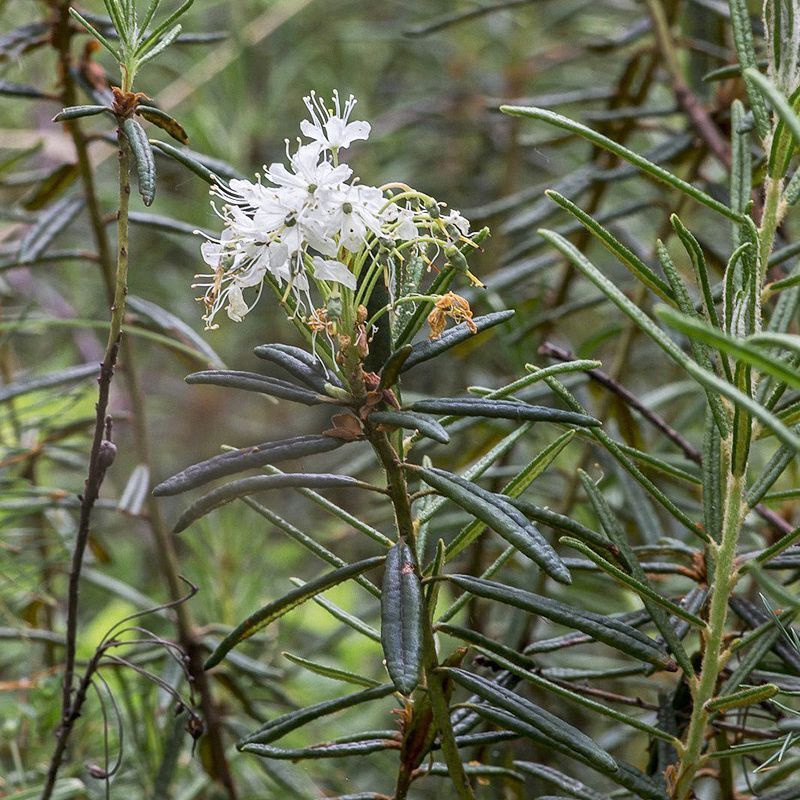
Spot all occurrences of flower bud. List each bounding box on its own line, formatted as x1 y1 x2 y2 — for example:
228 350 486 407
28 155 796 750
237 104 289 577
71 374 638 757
444 245 468 272
326 293 344 321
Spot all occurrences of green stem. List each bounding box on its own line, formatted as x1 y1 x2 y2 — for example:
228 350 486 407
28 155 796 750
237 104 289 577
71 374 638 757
671 467 745 799
367 428 474 800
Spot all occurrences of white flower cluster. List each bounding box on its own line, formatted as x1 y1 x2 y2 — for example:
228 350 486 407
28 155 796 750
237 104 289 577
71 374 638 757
195 90 472 329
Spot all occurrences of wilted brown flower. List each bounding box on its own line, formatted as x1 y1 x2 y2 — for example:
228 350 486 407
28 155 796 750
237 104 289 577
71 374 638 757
426 292 477 340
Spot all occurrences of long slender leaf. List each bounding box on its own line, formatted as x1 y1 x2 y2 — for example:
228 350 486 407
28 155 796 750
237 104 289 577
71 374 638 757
153 435 346 496
447 574 676 670
172 474 377 533
500 106 742 221
442 668 618 772
410 398 599 427
381 541 424 695
542 231 800 451
240 683 396 745
416 467 571 584
204 556 386 669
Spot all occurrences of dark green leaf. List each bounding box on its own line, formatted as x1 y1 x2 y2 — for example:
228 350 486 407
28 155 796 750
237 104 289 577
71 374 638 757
52 104 109 122
240 683 395 744
137 105 189 144
185 370 330 405
123 117 156 206
153 434 346 496
381 541 424 695
1 80 48 99
369 410 449 443
173 474 376 533
127 295 225 369
18 195 84 264
447 575 676 670
241 739 395 760
512 763 607 800
402 310 514 370
0 362 98 403
22 163 80 212
254 344 342 393
410 398 599 427
205 556 386 669
151 139 243 183
444 668 617 772
416 467 571 584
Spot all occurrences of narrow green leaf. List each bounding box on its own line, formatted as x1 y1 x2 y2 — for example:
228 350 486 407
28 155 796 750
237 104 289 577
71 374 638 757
369 410 449 444
241 740 395 760
728 1 771 136
446 429 576 560
204 556 385 669
68 8 120 56
446 574 676 670
240 683 395 745
378 344 412 388
282 651 380 688
534 371 706 538
52 105 109 122
729 100 752 233
172 474 376 534
466 704 669 796
244 499 381 598
401 310 514 370
290 577 381 642
443 667 618 772
153 435 345 496
745 68 800 149
127 294 225 368
137 105 188 144
705 683 779 712
410 397 599 427
508 499 615 553
136 0 194 55
656 241 729 433
656 306 800 390
512 763 606 800
560 537 706 629
185 370 329 405
0 362 98 403
123 118 156 206
22 163 80 212
254 344 341 393
151 139 243 183
267 465 391 547
460 639 679 744
381 541 424 695
543 231 800 451
416 467 571 584
500 106 742 221
703 408 723 541
0 80 48 99
546 191 675 303
18 195 84 264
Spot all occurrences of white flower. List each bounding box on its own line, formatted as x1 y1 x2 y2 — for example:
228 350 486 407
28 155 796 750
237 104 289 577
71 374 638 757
386 204 419 242
311 256 357 290
442 209 470 238
319 183 385 252
226 285 250 321
264 142 351 195
301 90 371 152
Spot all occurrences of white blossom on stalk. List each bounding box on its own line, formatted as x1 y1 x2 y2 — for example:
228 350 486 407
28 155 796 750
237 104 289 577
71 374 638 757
301 90 371 152
194 91 477 330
